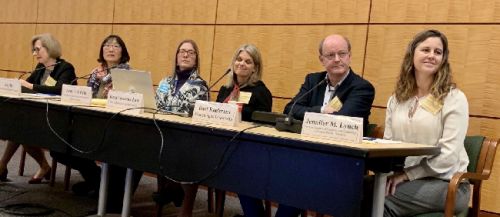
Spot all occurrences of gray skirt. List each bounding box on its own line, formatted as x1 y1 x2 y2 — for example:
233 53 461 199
384 178 470 217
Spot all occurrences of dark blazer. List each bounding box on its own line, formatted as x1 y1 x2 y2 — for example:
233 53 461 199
216 80 273 121
284 69 375 134
25 58 76 95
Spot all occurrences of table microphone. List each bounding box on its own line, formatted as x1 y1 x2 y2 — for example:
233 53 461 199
275 77 328 133
69 65 117 85
17 61 61 79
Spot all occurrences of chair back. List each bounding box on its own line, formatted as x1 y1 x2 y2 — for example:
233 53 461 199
469 136 498 179
412 136 499 217
366 123 377 137
464 136 485 173
467 136 498 217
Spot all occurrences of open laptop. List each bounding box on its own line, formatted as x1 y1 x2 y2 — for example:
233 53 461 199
111 68 157 111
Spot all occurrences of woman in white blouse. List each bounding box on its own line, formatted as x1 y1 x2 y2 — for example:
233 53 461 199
383 29 470 216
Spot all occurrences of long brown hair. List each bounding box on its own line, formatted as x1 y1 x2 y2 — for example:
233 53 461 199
394 29 455 103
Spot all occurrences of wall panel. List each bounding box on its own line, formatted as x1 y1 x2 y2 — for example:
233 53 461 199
211 25 368 98
37 0 114 23
0 0 38 23
368 107 386 131
217 0 370 24
0 24 36 78
114 0 217 24
35 24 113 79
370 0 500 23
112 25 215 84
273 98 291 114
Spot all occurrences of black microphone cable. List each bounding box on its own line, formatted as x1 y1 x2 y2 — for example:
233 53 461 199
70 65 118 84
0 69 31 79
158 123 263 184
45 100 167 154
275 77 328 133
285 77 328 123
0 96 13 105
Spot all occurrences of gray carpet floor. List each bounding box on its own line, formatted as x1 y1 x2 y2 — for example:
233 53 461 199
0 140 245 217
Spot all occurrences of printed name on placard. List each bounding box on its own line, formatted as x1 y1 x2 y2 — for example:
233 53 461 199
0 78 21 96
61 84 92 105
301 112 363 144
192 100 238 126
107 90 144 115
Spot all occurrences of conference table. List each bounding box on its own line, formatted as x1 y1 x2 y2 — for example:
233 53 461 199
0 93 439 217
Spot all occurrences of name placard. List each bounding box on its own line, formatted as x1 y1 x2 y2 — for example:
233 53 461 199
0 78 21 96
301 112 363 144
192 100 238 126
106 90 144 115
61 84 92 105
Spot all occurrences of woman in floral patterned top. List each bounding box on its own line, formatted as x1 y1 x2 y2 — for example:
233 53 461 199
155 39 209 114
87 35 131 98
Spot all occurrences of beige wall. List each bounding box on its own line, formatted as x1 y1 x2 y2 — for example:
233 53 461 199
1 0 499 213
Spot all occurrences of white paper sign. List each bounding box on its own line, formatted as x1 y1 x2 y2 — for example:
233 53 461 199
192 100 238 126
0 78 21 96
301 112 363 144
61 84 92 105
106 90 144 115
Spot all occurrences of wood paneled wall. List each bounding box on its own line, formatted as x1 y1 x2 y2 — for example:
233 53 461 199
1 0 499 213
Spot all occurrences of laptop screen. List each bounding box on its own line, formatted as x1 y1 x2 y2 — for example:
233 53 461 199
110 68 157 111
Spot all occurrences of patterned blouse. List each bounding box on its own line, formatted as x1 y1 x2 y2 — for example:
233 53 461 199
87 63 131 98
155 69 209 114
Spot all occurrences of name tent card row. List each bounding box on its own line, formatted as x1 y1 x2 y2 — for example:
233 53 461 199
106 90 144 115
61 84 92 105
0 78 21 96
301 112 363 144
192 100 239 126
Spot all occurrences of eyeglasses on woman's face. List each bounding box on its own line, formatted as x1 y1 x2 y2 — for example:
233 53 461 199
103 43 122 50
178 49 196 56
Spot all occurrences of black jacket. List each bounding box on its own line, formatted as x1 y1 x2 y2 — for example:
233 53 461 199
284 70 375 134
216 80 273 122
25 58 76 95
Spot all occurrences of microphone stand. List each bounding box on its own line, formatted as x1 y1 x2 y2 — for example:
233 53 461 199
208 68 231 90
275 77 328 133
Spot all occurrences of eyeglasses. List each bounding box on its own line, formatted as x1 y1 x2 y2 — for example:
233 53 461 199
32 46 44 53
322 51 350 60
178 49 196 56
103 44 122 49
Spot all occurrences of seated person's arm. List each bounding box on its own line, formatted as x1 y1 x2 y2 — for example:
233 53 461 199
404 91 468 180
333 81 375 117
242 87 272 121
